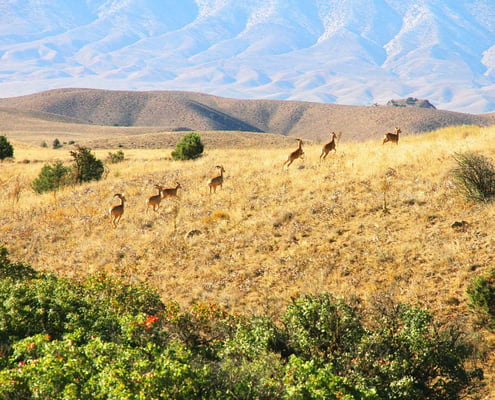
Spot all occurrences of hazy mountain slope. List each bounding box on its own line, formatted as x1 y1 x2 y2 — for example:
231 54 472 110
1 89 492 143
0 1 494 113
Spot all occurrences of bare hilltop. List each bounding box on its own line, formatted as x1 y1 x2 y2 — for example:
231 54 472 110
1 88 494 147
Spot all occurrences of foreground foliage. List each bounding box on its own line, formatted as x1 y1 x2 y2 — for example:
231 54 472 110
0 246 481 399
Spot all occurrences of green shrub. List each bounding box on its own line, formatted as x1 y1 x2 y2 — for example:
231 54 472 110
52 138 62 149
467 268 495 326
106 150 125 164
353 299 475 400
31 161 72 194
0 247 482 400
0 246 37 280
0 135 14 160
172 132 204 160
70 145 104 183
283 355 375 400
450 152 495 202
282 293 364 365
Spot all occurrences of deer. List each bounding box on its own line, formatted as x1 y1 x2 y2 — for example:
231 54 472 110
146 184 164 213
283 138 304 168
161 182 182 199
382 127 401 145
109 193 126 227
208 165 225 194
320 132 337 160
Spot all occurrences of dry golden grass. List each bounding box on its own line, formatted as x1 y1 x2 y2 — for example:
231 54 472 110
2 125 495 395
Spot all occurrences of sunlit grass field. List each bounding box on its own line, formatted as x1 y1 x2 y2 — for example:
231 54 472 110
2 126 495 393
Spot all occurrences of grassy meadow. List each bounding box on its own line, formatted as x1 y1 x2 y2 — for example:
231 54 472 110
2 125 495 392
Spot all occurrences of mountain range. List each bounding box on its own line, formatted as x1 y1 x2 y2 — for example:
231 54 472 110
1 88 493 145
1 0 495 114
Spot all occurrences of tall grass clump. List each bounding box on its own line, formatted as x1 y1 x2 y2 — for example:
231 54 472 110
450 152 495 202
172 132 204 160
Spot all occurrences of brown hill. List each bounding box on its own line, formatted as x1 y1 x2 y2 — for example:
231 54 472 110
1 88 494 143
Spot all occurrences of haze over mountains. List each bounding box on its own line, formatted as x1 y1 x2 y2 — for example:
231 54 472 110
1 0 495 114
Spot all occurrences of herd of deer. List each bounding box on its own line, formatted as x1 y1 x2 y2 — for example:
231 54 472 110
109 165 225 227
109 128 401 227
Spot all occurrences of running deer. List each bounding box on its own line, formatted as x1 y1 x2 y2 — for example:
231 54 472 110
382 127 401 145
283 138 304 168
109 193 126 227
146 184 163 213
320 132 337 160
208 166 225 194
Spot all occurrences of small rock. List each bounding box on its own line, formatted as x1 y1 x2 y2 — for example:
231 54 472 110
451 220 468 229
184 229 202 239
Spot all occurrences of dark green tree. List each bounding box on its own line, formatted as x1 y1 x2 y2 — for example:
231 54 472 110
0 135 14 160
52 138 62 149
172 132 204 160
31 161 72 194
70 146 104 184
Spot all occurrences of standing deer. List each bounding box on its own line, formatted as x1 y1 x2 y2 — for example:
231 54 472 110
283 138 304 168
320 132 337 160
208 166 225 194
109 193 126 227
382 127 401 145
162 182 182 199
146 184 164 213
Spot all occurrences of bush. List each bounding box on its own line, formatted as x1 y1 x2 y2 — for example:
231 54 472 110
172 132 204 160
0 135 14 160
282 293 364 365
106 150 125 164
450 152 495 202
52 138 62 149
353 299 475 400
467 268 495 327
31 161 72 194
0 247 482 400
70 145 104 183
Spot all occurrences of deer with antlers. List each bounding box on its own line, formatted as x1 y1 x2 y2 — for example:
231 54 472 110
109 193 126 227
382 127 401 145
283 138 304 168
320 132 338 160
208 166 225 194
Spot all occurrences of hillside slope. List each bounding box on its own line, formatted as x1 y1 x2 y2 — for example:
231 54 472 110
1 89 493 143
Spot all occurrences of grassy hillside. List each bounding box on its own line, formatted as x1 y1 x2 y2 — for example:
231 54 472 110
1 125 495 395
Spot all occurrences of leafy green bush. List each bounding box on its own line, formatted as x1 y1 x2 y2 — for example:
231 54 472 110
31 161 72 194
0 134 14 160
467 268 495 327
0 247 482 400
70 145 104 183
282 293 364 365
352 299 475 400
451 152 495 202
172 132 204 160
